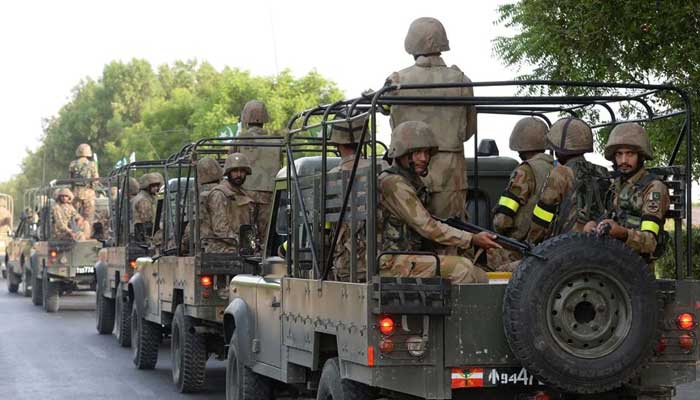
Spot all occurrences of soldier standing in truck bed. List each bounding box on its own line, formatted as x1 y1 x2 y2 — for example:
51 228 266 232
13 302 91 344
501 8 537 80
132 173 163 243
69 143 99 238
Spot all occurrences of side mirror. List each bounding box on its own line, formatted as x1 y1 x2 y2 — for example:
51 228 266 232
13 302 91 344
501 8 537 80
477 139 499 157
238 224 256 256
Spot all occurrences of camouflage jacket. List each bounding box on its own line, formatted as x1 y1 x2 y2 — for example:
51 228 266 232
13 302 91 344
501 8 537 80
207 182 254 251
52 203 79 240
197 182 219 249
378 165 473 253
493 153 554 240
528 156 610 243
232 126 282 192
608 168 670 256
69 157 99 188
0 206 11 235
132 190 156 225
386 55 477 152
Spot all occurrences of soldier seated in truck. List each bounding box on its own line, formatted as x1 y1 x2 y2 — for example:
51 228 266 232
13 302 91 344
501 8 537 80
51 188 85 241
377 121 501 283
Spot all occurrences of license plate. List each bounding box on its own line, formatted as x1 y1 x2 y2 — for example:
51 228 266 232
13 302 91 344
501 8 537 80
452 367 543 388
76 266 95 274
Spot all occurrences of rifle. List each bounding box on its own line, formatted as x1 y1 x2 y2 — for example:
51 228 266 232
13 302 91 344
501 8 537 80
435 216 545 260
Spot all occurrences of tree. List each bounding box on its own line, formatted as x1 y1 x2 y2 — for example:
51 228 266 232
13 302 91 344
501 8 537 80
494 0 700 178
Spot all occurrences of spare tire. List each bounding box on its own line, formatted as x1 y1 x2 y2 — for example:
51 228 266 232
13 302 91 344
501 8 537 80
503 233 660 394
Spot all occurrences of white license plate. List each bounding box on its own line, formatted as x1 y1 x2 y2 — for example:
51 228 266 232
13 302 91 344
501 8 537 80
76 266 95 274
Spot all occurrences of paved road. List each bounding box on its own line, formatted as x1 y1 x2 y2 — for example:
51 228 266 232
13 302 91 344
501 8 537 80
0 284 699 399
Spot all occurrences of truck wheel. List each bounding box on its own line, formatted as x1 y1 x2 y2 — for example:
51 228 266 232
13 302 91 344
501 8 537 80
226 332 273 400
96 287 116 334
21 269 31 298
7 272 18 293
131 306 160 369
317 358 371 400
32 269 43 306
115 283 132 347
503 233 660 395
172 305 208 393
42 271 60 313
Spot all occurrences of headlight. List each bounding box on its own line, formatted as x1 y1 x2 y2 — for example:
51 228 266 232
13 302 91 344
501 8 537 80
406 336 426 357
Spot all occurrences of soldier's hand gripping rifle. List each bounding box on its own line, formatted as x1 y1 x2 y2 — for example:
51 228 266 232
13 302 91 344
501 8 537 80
435 216 545 260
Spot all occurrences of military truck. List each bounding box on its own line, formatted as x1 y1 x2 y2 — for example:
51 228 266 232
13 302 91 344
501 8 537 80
95 160 166 346
0 192 14 281
223 82 698 400
5 189 40 296
31 179 108 312
128 137 284 392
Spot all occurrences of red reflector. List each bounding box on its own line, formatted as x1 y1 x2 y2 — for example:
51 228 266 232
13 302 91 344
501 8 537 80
451 368 484 388
379 338 394 353
677 313 695 330
50 250 58 258
378 316 394 336
679 333 694 351
534 392 551 400
367 346 375 367
655 336 667 354
129 260 137 269
200 275 213 287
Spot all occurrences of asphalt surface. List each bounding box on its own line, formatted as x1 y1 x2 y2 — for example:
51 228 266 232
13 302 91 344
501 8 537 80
0 281 699 400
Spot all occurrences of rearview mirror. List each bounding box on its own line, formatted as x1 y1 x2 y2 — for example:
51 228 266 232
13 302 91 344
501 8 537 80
477 139 499 157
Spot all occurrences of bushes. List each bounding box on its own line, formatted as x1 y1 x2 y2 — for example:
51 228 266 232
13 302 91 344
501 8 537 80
655 228 700 279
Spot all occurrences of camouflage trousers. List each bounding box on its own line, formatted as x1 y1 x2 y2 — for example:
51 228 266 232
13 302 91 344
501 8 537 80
482 248 522 272
380 254 488 284
73 187 95 238
250 191 273 240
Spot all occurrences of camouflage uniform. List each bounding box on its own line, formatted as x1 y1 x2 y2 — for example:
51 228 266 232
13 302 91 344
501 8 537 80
231 101 281 240
489 118 553 270
527 118 609 244
51 188 83 241
0 205 11 236
603 123 670 258
378 121 487 284
207 153 256 253
196 157 223 253
69 144 99 237
386 17 477 223
132 173 162 243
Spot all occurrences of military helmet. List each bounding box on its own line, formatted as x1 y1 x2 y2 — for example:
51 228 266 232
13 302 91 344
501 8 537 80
546 118 593 156
404 17 450 56
328 109 369 145
76 143 93 157
55 187 73 201
604 123 653 161
139 172 164 190
223 153 252 176
128 177 140 196
509 117 549 152
241 100 269 125
197 157 223 184
386 121 438 159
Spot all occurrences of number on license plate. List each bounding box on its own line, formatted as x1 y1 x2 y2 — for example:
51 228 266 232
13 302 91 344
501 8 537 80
76 266 94 274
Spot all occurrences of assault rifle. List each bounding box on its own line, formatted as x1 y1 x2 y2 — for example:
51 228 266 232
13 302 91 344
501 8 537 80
435 216 545 260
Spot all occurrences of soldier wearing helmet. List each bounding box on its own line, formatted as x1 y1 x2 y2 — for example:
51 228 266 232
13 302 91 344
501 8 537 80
385 17 477 243
195 157 224 253
132 172 163 243
51 187 84 241
230 100 282 241
69 143 99 238
0 197 11 236
487 118 554 271
207 153 257 253
589 123 669 258
527 118 610 244
377 121 500 283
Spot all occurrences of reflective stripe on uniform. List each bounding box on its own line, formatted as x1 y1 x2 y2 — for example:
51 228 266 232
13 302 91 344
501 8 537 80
498 196 520 213
641 220 660 235
533 204 554 223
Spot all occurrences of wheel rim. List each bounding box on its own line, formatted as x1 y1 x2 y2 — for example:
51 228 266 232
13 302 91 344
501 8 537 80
172 321 182 381
546 269 632 359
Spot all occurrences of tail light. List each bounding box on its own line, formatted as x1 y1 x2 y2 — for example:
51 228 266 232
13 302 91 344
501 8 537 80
129 259 137 269
679 333 694 351
379 338 394 353
655 336 667 354
677 313 695 330
49 249 58 258
200 275 213 287
378 316 394 336
533 392 551 400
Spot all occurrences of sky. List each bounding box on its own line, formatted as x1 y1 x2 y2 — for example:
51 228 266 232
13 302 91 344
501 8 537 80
0 0 696 199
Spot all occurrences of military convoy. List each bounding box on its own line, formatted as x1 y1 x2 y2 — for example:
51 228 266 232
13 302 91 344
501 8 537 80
0 192 14 283
5 189 39 296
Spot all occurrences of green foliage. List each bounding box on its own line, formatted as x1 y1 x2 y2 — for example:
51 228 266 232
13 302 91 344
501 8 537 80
2 59 343 211
494 0 700 178
655 228 700 279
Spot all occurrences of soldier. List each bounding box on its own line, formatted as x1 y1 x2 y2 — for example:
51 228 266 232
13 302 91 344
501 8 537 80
327 110 370 281
385 17 477 226
0 198 11 236
589 123 670 260
230 100 281 240
128 177 140 199
486 118 555 270
132 173 163 243
378 121 500 284
208 153 256 253
69 143 99 238
195 157 223 253
527 118 610 244
51 188 84 241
